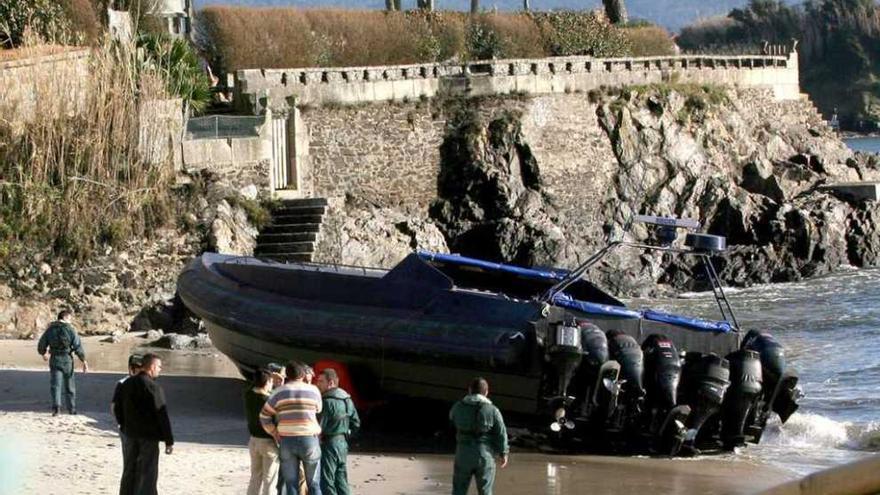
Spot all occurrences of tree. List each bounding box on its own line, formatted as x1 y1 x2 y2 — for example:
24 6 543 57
602 0 628 24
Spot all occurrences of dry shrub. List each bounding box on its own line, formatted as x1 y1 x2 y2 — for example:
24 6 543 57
0 42 176 261
475 13 545 59
60 0 102 45
623 25 677 56
196 8 634 73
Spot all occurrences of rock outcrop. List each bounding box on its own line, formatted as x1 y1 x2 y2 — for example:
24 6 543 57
430 110 574 268
314 197 448 268
0 170 262 338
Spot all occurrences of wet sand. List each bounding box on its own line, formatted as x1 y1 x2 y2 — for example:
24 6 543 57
0 338 797 494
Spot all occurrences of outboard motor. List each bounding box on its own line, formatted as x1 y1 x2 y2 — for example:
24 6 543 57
680 352 730 454
545 320 583 432
741 330 801 441
570 323 620 432
642 334 681 410
607 330 645 437
642 334 690 456
721 349 763 449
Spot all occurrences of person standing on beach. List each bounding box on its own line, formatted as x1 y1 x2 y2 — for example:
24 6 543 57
115 353 174 495
37 309 88 415
316 368 360 495
260 361 323 495
246 368 280 495
449 377 509 495
112 355 142 495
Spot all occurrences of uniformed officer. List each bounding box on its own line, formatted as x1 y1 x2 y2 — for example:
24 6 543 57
37 309 88 415
315 368 360 495
449 377 509 495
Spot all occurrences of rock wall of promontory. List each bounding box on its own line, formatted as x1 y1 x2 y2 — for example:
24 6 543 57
308 86 880 295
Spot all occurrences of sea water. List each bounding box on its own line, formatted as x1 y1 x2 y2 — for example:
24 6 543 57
641 268 880 475
844 136 880 154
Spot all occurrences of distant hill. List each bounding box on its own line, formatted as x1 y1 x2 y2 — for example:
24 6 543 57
191 0 799 31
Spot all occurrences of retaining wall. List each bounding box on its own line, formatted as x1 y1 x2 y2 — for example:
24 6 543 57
0 48 91 123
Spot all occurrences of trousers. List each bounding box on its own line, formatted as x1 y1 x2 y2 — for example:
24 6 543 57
278 435 322 495
247 437 279 495
49 357 75 411
320 436 351 495
119 436 159 495
452 447 496 495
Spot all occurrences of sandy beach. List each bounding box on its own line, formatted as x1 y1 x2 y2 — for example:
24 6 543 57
0 337 797 495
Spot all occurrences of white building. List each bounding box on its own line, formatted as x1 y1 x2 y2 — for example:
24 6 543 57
154 0 193 39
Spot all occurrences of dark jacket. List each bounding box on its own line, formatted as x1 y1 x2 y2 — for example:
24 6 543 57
244 387 273 439
114 373 174 445
37 321 85 361
319 387 360 439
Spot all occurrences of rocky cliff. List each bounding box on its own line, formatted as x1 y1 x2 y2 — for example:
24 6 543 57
320 86 880 296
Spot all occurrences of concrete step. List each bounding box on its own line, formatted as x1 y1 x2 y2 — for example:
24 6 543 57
279 198 328 208
272 214 324 225
261 223 322 235
272 205 326 216
255 241 315 255
257 232 318 244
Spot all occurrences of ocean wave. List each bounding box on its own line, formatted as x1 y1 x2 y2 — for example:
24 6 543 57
762 413 880 452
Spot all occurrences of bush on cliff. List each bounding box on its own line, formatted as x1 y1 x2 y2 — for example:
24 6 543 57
678 0 880 129
0 0 103 48
0 42 178 263
194 8 672 74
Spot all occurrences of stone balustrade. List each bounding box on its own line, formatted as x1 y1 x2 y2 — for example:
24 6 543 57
235 50 800 112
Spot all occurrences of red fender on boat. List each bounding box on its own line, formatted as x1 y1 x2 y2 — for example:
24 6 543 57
313 359 364 409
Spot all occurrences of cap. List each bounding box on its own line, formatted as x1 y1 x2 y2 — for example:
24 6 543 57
128 354 143 368
265 362 284 374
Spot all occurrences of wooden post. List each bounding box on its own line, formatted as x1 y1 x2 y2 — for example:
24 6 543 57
471 0 479 14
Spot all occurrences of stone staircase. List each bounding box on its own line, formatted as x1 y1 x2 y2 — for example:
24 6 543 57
254 198 328 263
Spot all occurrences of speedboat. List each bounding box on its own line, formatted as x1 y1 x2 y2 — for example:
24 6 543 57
177 215 800 455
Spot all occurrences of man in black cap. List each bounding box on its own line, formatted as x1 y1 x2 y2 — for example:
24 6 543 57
112 354 143 494
115 353 174 495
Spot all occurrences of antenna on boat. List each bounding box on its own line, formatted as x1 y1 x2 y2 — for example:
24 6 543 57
542 215 740 330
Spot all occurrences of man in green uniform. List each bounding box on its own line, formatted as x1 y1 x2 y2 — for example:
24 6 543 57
449 377 509 495
37 309 88 415
315 368 360 495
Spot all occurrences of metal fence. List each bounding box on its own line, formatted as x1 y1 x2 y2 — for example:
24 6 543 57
185 115 264 140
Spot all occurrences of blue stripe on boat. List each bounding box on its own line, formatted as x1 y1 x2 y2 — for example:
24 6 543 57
642 309 732 333
552 294 641 319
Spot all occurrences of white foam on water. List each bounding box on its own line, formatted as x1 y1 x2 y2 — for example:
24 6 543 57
762 413 880 452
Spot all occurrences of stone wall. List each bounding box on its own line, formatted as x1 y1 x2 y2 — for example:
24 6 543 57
298 94 615 225
0 49 91 124
236 51 801 112
181 114 272 191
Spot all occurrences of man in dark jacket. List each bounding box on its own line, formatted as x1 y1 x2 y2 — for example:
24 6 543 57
37 309 88 415
114 353 174 495
449 377 509 495
315 368 360 495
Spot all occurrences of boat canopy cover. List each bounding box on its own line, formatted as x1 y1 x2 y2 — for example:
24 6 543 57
418 251 568 281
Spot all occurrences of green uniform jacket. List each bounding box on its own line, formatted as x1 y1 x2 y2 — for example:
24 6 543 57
319 387 360 438
37 321 85 366
449 394 509 457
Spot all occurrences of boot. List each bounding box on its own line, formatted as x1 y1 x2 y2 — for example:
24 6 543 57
52 406 60 416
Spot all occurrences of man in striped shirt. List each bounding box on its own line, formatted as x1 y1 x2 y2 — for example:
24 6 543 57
260 361 323 495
